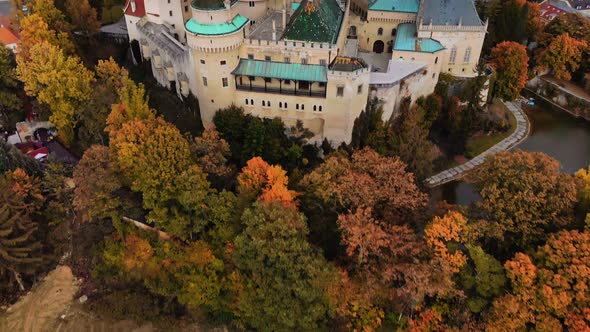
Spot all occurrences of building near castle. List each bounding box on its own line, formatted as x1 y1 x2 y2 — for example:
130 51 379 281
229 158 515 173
123 0 486 144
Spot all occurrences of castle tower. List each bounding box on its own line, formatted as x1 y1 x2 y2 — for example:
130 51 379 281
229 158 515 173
185 0 249 124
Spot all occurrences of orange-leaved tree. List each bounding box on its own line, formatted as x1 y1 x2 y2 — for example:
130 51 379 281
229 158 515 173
489 41 529 100
537 33 588 81
237 156 297 207
424 210 468 272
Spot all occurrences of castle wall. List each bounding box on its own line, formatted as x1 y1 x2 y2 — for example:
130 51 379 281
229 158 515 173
417 24 486 78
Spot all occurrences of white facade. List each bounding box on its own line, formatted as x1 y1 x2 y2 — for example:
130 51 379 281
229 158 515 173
122 0 486 144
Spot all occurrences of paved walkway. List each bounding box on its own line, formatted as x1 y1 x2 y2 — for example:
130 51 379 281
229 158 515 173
425 101 530 187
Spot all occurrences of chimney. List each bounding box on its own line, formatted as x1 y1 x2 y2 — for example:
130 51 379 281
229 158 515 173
131 0 136 12
282 0 287 29
272 19 277 40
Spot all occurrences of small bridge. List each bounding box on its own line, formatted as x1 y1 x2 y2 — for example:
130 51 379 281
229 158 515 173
425 101 530 187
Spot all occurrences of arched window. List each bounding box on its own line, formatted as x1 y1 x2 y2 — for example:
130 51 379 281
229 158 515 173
313 105 317 111
463 47 472 64
250 99 253 105
377 27 383 35
449 47 457 64
279 102 283 108
262 100 266 106
319 106 323 112
245 99 249 105
392 28 397 36
268 101 271 107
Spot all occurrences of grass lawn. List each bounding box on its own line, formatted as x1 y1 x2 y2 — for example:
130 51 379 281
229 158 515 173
464 100 517 159
101 5 123 25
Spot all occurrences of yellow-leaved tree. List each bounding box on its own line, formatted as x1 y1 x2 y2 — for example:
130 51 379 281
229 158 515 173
17 41 94 144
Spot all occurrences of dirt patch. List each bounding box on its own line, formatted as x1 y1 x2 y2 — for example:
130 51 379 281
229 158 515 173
1 266 79 332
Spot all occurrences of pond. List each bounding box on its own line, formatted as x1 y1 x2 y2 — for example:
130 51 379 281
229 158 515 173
432 96 590 205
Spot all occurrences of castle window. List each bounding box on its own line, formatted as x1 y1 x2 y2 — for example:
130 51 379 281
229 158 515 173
262 100 266 106
249 1 255 6
250 99 253 104
301 104 304 110
313 105 317 111
296 104 299 110
320 59 327 66
248 53 254 59
200 59 205 65
392 28 397 36
279 102 283 108
357 84 363 94
301 58 308 65
432 73 436 79
268 101 271 107
435 56 438 64
284 57 290 63
169 10 172 16
167 0 170 3
449 47 457 64
377 27 383 35
265 55 271 61
222 77 228 87
184 5 188 11
463 47 471 64
221 60 226 65
202 76 207 86
285 102 288 108
319 106 323 112
245 99 249 105
337 86 344 97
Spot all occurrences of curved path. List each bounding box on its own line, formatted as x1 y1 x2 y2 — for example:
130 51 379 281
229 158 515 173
425 101 530 187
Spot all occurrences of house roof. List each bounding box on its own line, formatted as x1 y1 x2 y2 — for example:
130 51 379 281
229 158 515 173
282 0 344 43
232 59 328 82
369 0 419 13
185 14 248 35
420 0 483 26
0 26 19 45
394 23 444 53
329 56 368 71
123 0 146 17
540 2 569 19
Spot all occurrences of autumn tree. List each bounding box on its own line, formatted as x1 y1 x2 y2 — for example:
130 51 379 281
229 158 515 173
78 58 129 148
487 230 590 331
105 78 154 134
489 41 529 100
17 14 74 61
0 169 46 293
65 0 100 34
424 211 468 272
232 201 336 330
28 0 70 33
191 126 234 185
470 150 577 256
109 117 210 237
237 157 297 207
17 41 94 144
0 46 22 129
575 166 590 213
537 33 588 81
73 145 123 223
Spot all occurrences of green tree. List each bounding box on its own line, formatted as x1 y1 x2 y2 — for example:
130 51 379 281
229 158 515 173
0 141 42 175
0 46 22 129
232 201 336 331
457 245 506 313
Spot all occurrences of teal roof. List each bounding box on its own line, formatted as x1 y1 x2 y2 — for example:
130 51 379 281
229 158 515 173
291 2 300 11
232 59 327 82
282 0 344 43
393 23 444 53
369 0 419 13
185 14 248 35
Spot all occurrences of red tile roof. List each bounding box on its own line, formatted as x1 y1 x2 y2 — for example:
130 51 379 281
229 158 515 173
540 2 567 20
0 26 19 45
124 0 146 17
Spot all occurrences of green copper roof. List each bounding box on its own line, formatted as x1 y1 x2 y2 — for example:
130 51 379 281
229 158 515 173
282 0 343 43
185 14 248 35
232 59 327 82
394 23 444 53
369 0 419 13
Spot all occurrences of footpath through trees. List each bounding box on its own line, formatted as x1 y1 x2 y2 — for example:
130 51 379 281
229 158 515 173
425 101 530 187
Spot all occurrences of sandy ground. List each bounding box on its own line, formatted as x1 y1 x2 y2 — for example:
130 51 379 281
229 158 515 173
0 266 155 332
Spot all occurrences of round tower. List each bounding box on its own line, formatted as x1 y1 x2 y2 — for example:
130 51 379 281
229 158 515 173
185 0 249 125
